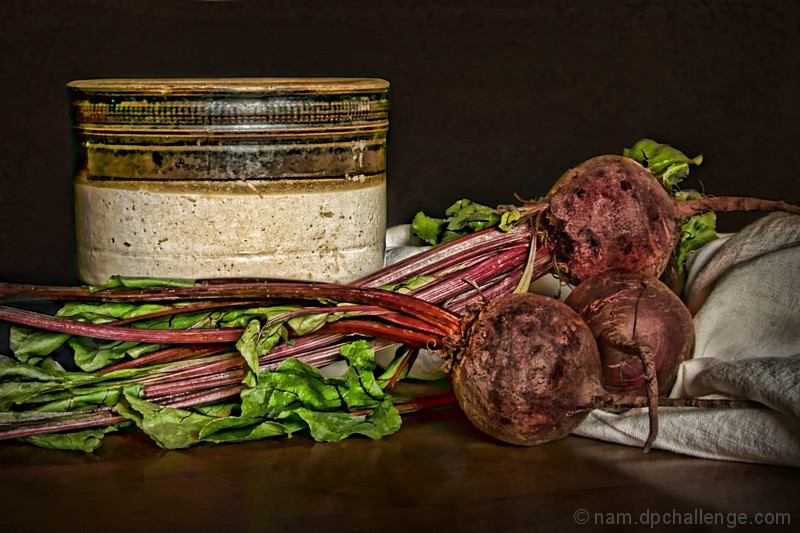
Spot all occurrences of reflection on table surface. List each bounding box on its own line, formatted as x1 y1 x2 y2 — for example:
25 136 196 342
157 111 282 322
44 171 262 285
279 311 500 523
1 405 798 532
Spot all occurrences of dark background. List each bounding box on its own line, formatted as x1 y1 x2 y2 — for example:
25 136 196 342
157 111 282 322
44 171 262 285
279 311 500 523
1 0 797 285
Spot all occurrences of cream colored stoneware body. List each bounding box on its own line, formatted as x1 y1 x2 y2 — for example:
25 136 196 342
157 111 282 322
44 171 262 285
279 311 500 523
75 174 386 285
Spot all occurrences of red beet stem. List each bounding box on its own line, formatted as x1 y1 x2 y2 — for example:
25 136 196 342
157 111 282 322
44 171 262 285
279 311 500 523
0 410 125 441
444 268 525 315
137 339 394 403
258 333 348 363
411 245 531 304
0 305 245 344
98 344 232 374
0 282 94 302
156 384 246 410
353 225 532 288
351 391 457 417
377 312 451 337
318 319 443 349
105 300 275 326
0 282 462 336
145 368 245 397
0 304 434 352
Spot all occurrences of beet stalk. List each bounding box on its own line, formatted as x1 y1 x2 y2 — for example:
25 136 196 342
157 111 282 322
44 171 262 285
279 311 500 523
0 280 761 451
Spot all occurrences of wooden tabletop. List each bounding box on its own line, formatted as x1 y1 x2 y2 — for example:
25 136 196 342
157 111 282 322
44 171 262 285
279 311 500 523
1 405 797 532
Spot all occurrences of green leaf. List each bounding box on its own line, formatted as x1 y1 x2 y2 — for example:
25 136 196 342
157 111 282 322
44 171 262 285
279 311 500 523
23 425 120 453
445 200 501 232
381 275 438 294
412 199 511 246
670 191 719 294
440 230 469 244
339 339 376 369
0 354 154 411
116 385 300 448
376 348 414 389
89 276 197 291
287 312 331 336
236 320 263 375
117 342 403 448
116 391 213 449
235 319 286 374
499 208 522 231
9 327 71 366
241 358 347 418
33 388 124 412
240 341 388 419
339 340 385 409
0 381 68 409
131 310 219 330
219 305 300 328
622 138 703 190
0 355 99 408
193 403 236 417
294 399 401 442
412 211 447 245
122 304 299 331
199 417 300 444
56 301 169 324
69 338 162 372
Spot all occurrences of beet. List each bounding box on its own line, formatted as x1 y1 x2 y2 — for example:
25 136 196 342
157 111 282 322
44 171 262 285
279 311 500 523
546 155 677 284
448 293 604 446
564 270 694 396
542 155 800 285
564 269 695 450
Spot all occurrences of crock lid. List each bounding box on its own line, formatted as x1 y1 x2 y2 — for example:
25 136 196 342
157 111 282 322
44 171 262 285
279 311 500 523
67 77 389 96
68 77 389 130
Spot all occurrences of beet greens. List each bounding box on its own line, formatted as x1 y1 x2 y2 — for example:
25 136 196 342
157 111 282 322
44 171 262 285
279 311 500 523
0 223 537 450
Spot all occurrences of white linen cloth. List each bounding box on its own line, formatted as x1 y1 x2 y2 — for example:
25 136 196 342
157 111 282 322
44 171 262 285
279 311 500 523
383 213 800 466
574 212 800 466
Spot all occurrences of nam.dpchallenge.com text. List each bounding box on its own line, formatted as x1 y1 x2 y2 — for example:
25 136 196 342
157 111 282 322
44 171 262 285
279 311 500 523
573 508 791 528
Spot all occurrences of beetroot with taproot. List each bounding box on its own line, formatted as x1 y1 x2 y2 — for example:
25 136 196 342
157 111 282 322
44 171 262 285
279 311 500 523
564 270 695 451
564 269 694 397
448 292 604 446
545 155 677 283
538 155 800 284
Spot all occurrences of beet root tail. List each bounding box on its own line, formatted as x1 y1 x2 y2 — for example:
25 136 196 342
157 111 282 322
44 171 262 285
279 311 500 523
674 196 800 219
600 326 659 453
